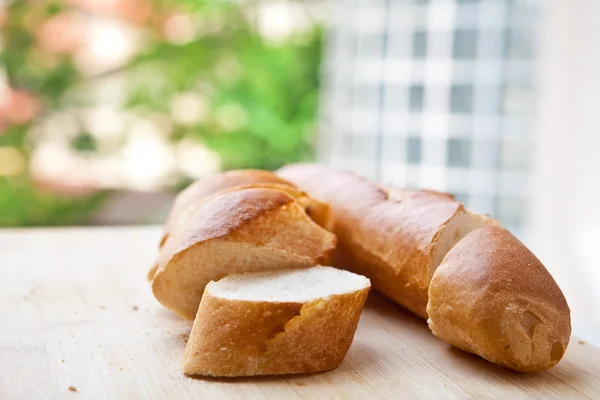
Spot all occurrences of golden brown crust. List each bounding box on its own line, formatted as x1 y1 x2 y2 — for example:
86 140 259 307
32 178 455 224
152 187 337 319
277 163 466 318
148 181 331 282
162 170 294 247
215 182 333 231
427 226 571 372
182 286 370 376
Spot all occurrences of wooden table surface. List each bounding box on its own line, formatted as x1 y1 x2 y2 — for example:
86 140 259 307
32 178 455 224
2 226 599 400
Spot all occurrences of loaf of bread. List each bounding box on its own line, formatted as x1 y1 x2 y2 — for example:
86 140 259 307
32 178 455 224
151 187 336 320
278 163 492 318
182 266 370 377
427 226 571 372
147 171 331 281
278 163 571 372
160 169 326 248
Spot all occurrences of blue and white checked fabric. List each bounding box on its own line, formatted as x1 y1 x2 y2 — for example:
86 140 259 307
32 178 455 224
318 0 539 231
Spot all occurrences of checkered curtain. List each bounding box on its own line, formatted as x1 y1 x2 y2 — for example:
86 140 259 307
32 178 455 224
318 0 539 232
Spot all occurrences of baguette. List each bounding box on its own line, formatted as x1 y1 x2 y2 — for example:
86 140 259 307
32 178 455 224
147 173 331 281
277 163 493 318
182 266 371 377
278 163 571 372
427 226 571 372
161 170 302 248
151 187 336 320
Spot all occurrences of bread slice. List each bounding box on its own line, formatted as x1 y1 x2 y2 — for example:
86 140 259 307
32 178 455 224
151 187 337 320
427 226 571 372
182 266 371 377
278 163 495 318
160 170 296 248
147 177 331 282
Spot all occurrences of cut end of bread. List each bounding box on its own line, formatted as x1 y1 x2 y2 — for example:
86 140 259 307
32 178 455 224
182 266 371 377
430 209 496 280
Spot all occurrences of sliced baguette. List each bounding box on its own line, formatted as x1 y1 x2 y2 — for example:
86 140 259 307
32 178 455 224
427 226 571 372
148 181 332 281
152 187 337 320
182 266 371 377
278 163 494 318
161 170 297 249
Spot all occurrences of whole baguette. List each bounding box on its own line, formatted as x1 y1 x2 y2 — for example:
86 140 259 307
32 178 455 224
278 163 492 318
427 226 571 372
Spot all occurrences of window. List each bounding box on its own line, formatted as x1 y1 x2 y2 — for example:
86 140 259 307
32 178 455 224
407 136 422 164
453 30 478 59
410 85 424 111
450 85 473 113
413 31 427 58
447 138 471 167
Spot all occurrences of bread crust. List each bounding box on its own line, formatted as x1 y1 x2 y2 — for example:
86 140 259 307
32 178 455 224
148 181 331 282
278 163 467 318
182 282 370 376
152 187 337 319
427 225 571 372
161 170 294 248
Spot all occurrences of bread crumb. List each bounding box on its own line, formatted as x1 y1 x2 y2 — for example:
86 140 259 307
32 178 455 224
61 360 65 363
120 367 124 371
98 305 106 310
296 382 307 387
68 386 77 392
579 340 586 345
179 333 189 343
132 305 138 311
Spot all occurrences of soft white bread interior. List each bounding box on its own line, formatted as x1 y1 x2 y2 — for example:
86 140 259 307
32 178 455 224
427 225 571 372
278 163 495 318
151 187 336 320
182 266 371 377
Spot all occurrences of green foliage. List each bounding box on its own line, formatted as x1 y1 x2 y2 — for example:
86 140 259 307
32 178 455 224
0 0 323 226
0 177 106 227
126 2 323 170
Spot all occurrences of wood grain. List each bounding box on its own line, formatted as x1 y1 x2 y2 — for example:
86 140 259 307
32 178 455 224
1 227 599 399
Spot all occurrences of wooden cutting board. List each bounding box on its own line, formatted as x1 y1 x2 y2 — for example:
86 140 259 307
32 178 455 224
2 227 599 399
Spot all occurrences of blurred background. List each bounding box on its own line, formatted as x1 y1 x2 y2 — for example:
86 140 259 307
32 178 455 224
1 1 599 323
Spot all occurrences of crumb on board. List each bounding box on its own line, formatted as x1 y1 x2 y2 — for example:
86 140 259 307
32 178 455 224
120 367 124 371
61 360 65 363
579 340 586 345
98 305 106 310
68 386 77 392
179 333 189 343
295 382 307 387
132 305 139 311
